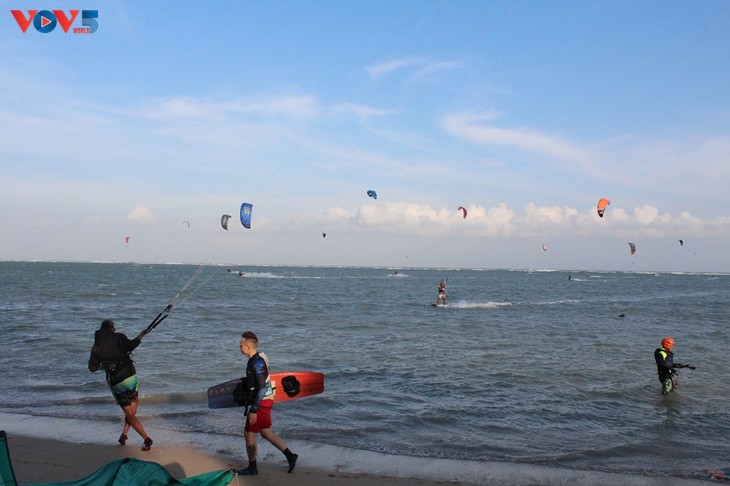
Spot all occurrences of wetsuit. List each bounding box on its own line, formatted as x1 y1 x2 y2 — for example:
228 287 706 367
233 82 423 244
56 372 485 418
88 328 141 407
654 346 675 395
245 352 274 413
244 352 275 432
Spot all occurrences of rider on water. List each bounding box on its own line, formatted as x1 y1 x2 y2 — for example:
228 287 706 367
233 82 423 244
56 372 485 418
436 281 447 306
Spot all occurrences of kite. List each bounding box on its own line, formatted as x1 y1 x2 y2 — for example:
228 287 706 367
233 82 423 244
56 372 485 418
182 220 190 228
458 206 467 219
124 236 130 244
679 239 684 247
597 198 610 218
628 242 636 255
322 233 327 238
542 244 548 252
221 214 231 230
240 203 253 229
366 189 377 200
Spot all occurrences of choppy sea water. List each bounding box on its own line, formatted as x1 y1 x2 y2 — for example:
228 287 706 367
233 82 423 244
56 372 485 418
0 261 728 483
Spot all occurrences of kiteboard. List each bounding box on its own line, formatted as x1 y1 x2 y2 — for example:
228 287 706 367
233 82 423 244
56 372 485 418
708 469 730 480
207 371 324 409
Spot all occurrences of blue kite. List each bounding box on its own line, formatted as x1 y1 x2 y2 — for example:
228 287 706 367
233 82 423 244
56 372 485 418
240 203 253 229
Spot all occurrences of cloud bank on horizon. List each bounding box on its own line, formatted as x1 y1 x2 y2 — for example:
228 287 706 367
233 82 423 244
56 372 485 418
1 1 729 272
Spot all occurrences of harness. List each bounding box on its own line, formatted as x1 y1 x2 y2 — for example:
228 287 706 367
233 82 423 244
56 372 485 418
101 355 132 374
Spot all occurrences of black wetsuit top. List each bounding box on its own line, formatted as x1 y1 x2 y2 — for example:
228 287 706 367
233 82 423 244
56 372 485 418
654 347 674 382
245 352 269 413
88 328 140 386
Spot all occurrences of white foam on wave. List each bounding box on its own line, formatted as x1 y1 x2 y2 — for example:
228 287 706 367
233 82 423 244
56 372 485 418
234 272 282 278
443 301 512 309
533 299 580 305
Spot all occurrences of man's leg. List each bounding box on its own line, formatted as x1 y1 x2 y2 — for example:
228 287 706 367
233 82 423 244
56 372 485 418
122 399 149 440
260 428 298 473
238 431 259 475
661 377 673 395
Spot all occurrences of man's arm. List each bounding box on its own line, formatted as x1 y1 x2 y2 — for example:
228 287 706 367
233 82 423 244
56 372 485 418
248 358 269 413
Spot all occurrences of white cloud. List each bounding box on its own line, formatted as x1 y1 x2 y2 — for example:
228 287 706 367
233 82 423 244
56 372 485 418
126 204 156 225
524 203 579 226
442 112 590 163
137 94 321 121
632 205 658 225
330 102 395 120
305 202 730 240
411 60 464 82
365 57 426 79
365 57 463 83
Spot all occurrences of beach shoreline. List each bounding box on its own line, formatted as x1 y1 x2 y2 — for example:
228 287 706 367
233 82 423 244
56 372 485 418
5 433 465 486
1 424 710 485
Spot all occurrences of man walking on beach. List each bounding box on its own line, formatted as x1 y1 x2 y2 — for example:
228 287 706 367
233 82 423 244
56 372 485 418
237 331 298 476
88 319 153 451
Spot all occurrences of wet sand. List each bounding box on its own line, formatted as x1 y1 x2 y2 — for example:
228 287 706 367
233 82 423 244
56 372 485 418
4 433 710 485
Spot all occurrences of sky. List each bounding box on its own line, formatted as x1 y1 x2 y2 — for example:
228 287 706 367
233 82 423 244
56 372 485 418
1 1 729 272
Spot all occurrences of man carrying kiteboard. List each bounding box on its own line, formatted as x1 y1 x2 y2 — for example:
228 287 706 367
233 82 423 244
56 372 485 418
237 331 298 476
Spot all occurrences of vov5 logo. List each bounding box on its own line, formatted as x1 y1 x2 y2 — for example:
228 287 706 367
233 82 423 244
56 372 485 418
11 10 98 34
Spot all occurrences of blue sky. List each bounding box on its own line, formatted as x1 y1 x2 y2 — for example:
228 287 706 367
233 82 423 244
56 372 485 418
2 1 729 272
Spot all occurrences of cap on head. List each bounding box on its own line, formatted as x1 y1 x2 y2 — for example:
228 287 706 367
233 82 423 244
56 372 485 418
661 337 674 349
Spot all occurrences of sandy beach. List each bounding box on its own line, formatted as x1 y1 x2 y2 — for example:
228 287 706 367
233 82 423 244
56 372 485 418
5 434 462 486
3 432 712 486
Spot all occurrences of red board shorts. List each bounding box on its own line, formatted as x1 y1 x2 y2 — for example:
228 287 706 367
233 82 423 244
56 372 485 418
245 399 273 433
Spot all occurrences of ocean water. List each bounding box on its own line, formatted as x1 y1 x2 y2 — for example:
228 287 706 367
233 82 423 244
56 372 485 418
0 261 728 483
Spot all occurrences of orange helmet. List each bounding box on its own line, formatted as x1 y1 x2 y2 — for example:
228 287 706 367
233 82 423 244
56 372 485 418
661 337 675 349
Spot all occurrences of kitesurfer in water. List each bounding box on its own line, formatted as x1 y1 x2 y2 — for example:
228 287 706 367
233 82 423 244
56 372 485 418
237 331 298 476
436 281 447 306
88 319 153 451
654 337 693 395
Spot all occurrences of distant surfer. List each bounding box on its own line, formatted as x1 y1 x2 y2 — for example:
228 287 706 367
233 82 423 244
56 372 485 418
237 331 298 476
239 271 244 277
436 280 447 306
88 319 153 451
654 337 694 395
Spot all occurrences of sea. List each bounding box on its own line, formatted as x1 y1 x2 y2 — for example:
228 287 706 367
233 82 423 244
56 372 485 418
0 261 728 484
